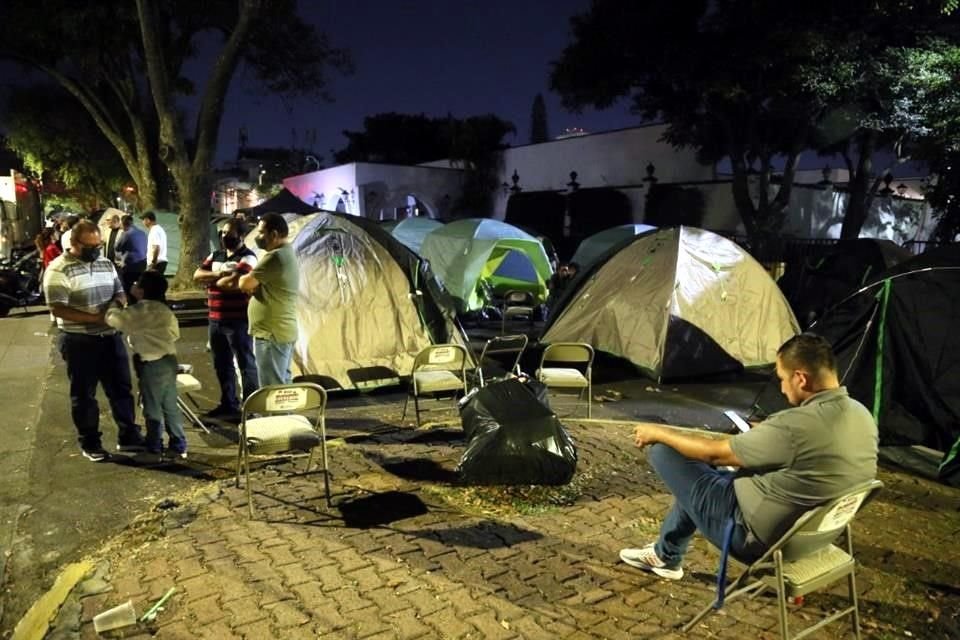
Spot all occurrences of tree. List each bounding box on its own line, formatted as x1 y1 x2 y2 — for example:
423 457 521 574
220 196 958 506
3 83 131 211
0 1 351 288
550 1 959 247
530 93 549 144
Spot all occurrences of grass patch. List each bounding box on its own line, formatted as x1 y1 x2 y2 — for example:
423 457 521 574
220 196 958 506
422 470 595 518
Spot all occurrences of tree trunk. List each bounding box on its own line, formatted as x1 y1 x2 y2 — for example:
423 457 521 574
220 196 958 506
168 166 210 290
840 133 877 240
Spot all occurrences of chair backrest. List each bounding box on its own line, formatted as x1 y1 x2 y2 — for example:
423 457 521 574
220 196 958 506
242 382 327 418
477 334 528 377
503 289 535 308
413 343 469 373
540 342 594 368
775 479 883 561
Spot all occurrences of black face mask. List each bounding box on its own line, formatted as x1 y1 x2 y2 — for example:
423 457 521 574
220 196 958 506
254 235 269 250
78 247 101 262
222 234 240 250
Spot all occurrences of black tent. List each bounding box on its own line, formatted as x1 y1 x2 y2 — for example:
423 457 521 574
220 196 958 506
237 188 320 217
778 239 911 328
757 246 960 485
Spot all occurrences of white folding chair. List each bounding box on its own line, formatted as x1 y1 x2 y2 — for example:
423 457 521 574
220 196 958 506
500 289 536 335
175 364 209 433
235 382 329 518
536 342 594 418
683 479 884 640
401 344 468 427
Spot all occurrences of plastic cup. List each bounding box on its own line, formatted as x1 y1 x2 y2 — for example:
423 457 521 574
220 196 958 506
92 600 137 633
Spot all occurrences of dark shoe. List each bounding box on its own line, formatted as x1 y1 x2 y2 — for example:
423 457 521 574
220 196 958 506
117 433 147 453
81 447 110 462
205 405 240 419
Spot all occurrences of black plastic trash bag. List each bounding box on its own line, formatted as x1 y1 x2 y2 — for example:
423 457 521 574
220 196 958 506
457 378 577 485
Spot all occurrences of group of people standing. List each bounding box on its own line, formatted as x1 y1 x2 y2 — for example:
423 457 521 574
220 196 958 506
44 210 299 463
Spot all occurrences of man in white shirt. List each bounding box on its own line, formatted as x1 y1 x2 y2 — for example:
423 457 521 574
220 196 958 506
140 211 168 274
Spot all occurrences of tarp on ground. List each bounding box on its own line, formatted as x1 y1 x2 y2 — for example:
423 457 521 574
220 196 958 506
757 245 960 486
778 238 911 328
245 211 470 390
387 217 443 254
419 218 553 312
543 226 800 380
457 378 577 485
570 223 657 270
236 188 320 217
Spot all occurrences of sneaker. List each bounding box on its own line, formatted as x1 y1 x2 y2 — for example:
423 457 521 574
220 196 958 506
619 544 684 580
81 447 110 462
165 449 188 460
117 432 147 453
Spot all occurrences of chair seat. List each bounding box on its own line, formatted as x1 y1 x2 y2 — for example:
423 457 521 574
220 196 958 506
176 373 202 393
245 415 321 454
767 545 855 596
538 367 588 388
414 369 464 393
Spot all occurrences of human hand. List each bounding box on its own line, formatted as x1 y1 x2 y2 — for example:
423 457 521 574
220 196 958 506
633 423 664 448
220 261 238 274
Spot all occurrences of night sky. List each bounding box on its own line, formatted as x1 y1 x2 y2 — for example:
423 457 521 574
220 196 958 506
214 0 638 164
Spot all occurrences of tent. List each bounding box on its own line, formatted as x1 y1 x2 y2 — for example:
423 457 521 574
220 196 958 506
759 246 960 485
387 217 443 254
778 239 911 328
419 218 553 312
246 211 469 390
542 226 800 380
237 188 320 217
570 223 656 269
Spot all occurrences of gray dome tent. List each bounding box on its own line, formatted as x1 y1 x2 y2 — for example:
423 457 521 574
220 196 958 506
247 212 469 389
543 226 800 380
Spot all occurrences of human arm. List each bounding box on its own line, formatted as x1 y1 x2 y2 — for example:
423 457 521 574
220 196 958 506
237 271 260 293
633 422 744 467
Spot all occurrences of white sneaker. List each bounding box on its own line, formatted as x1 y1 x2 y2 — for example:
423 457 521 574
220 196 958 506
619 543 684 580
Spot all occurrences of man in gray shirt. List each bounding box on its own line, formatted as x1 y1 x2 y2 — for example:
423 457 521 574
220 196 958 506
619 334 878 580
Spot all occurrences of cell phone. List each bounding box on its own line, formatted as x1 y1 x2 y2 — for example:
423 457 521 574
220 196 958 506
724 410 751 433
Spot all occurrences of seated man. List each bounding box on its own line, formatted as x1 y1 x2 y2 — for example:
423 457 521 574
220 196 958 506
621 333 878 579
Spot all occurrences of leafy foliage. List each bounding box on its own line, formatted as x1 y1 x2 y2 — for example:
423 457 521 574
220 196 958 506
530 93 548 144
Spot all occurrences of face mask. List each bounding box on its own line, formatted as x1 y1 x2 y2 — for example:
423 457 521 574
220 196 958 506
254 235 268 250
222 234 240 250
79 247 101 262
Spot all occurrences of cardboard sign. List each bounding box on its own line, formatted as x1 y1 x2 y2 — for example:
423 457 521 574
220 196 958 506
266 388 308 412
427 347 457 365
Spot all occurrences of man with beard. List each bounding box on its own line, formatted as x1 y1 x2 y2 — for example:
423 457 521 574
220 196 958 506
193 220 259 418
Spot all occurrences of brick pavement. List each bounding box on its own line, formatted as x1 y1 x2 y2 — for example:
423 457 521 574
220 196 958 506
39 400 960 640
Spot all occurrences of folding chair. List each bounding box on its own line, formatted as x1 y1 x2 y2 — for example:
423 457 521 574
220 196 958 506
683 479 884 640
235 382 329 518
469 334 528 388
401 344 468 427
500 289 536 335
175 364 209 433
536 342 594 418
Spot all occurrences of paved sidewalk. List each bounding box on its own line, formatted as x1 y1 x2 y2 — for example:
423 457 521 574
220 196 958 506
35 399 960 640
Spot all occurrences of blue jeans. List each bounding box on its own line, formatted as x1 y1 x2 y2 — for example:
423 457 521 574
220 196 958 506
58 332 141 450
135 354 187 453
254 338 294 387
209 319 258 409
648 444 766 568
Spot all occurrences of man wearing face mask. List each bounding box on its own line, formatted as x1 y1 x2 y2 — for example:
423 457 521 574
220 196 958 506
221 213 299 387
43 220 145 462
192 220 259 418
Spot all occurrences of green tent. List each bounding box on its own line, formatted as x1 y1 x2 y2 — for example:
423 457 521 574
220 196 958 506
388 217 443 254
571 223 656 269
419 218 553 312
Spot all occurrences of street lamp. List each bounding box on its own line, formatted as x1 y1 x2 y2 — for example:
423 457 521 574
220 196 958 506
258 168 266 186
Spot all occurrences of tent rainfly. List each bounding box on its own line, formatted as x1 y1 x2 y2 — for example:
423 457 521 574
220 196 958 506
543 226 800 380
387 217 443 254
419 218 553 312
246 211 469 390
570 223 656 270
